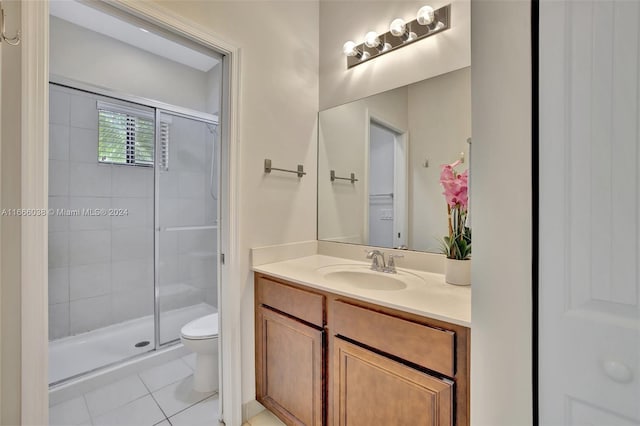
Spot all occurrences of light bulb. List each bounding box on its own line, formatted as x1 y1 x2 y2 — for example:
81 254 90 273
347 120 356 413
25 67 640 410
389 18 406 37
416 5 435 25
364 31 380 48
342 41 359 57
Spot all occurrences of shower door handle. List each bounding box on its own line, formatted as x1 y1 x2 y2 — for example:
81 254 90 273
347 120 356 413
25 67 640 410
161 225 218 232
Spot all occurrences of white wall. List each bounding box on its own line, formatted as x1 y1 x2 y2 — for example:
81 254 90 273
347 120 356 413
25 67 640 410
206 63 222 115
470 1 532 425
155 1 319 410
50 16 219 114
408 67 471 252
319 0 470 109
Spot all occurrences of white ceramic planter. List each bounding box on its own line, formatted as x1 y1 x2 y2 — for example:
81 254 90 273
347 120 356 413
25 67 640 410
444 258 471 286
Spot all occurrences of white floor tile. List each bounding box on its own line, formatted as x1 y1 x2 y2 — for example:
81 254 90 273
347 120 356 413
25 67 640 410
153 421 170 426
92 395 165 426
84 375 149 418
151 376 214 417
139 358 193 392
181 353 197 371
49 396 91 426
169 395 219 426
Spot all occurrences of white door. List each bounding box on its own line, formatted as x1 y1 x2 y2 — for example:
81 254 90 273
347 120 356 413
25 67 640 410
539 1 640 424
368 122 396 248
367 120 408 249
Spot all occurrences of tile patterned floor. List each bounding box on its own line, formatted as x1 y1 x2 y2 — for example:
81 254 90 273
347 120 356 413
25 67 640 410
49 354 219 426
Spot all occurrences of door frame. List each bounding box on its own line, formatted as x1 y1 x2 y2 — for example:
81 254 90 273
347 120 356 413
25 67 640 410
532 0 539 423
363 110 408 248
21 1 243 424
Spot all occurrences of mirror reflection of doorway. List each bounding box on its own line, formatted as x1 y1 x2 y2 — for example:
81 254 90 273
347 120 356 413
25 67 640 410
368 120 407 248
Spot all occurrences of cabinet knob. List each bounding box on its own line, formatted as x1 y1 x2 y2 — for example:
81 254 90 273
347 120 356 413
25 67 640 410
602 360 633 384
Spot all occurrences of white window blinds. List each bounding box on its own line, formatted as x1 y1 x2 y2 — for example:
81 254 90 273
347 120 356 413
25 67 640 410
97 102 155 167
158 121 170 171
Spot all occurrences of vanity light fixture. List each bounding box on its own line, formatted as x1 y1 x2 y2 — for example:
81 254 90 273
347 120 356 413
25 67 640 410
343 40 369 60
364 31 391 52
416 5 435 26
389 18 416 42
342 3 451 69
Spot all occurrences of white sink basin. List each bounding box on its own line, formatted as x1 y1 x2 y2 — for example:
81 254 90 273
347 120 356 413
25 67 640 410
316 264 425 291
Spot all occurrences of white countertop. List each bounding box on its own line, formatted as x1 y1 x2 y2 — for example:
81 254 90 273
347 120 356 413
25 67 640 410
252 254 471 327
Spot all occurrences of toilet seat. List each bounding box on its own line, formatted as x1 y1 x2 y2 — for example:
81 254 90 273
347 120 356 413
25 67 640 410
180 313 219 340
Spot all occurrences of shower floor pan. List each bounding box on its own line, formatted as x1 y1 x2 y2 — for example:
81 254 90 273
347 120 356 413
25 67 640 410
49 303 216 385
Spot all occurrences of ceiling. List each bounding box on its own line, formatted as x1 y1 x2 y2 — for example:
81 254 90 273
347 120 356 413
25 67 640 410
49 0 220 72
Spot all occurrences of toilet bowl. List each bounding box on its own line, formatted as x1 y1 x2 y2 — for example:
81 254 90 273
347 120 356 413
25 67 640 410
180 313 219 393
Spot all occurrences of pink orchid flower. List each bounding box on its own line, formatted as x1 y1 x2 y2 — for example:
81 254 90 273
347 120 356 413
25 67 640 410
439 160 471 260
440 162 468 209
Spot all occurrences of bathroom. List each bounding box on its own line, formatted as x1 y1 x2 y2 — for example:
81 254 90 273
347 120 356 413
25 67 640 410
0 0 639 425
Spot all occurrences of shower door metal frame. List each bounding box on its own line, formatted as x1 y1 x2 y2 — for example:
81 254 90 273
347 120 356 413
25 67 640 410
50 75 219 124
45 82 221 385
153 108 220 350
48 75 221 352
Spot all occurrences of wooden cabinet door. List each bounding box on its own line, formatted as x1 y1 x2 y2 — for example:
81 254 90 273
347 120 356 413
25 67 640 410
256 306 324 426
333 338 453 426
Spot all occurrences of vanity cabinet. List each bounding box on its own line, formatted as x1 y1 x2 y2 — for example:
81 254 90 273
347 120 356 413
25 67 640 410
255 273 470 426
255 276 326 426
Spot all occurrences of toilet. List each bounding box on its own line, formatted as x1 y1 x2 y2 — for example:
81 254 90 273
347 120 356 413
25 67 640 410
180 313 219 393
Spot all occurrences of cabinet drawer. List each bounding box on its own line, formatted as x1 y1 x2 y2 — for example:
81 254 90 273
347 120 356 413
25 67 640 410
332 301 455 377
258 275 325 327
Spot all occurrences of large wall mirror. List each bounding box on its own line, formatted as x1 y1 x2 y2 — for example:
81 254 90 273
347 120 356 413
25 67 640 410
318 66 471 253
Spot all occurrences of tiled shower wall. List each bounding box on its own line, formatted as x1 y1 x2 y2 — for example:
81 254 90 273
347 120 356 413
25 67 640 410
48 85 155 340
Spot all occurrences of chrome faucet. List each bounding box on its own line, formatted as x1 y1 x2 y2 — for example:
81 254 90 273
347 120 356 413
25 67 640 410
365 249 386 272
386 254 404 273
365 250 404 274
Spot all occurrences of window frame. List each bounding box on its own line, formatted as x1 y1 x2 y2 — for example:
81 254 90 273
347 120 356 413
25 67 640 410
97 100 155 167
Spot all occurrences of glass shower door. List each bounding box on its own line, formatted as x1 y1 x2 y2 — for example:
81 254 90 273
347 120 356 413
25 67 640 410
155 110 219 345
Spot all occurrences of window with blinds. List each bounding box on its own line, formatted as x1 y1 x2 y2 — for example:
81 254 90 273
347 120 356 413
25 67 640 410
98 102 155 167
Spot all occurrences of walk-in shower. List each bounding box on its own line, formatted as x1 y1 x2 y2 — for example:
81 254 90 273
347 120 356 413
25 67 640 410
48 83 220 385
